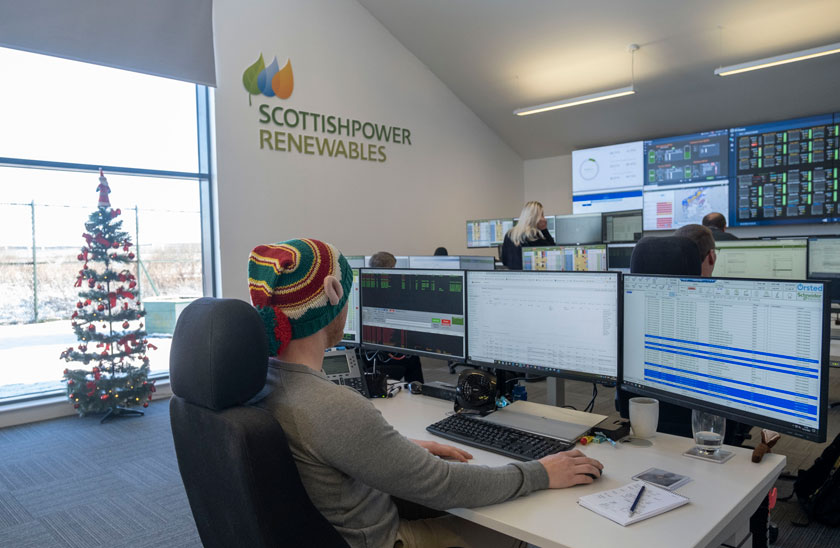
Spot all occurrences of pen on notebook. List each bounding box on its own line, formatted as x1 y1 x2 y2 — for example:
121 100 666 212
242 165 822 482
629 485 646 516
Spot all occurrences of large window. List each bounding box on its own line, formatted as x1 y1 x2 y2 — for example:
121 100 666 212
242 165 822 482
0 47 213 402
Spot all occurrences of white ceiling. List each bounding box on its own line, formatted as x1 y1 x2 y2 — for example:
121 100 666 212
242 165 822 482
358 0 840 159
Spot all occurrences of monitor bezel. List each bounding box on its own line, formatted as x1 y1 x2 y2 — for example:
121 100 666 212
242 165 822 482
340 267 361 346
359 268 468 362
620 273 830 443
465 269 622 385
602 209 643 243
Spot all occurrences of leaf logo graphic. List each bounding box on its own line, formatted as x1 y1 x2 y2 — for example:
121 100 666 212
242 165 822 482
243 54 294 103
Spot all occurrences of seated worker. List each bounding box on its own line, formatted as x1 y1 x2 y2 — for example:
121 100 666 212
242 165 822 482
673 224 717 276
701 212 738 241
364 251 424 383
501 201 554 270
433 246 448 256
248 239 603 548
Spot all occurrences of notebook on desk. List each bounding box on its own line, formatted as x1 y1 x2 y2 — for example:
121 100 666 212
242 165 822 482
478 400 607 442
578 481 689 526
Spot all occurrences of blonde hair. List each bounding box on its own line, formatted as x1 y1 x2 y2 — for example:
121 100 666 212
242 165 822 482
507 201 545 246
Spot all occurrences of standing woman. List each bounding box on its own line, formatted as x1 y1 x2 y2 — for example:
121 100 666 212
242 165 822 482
501 201 555 270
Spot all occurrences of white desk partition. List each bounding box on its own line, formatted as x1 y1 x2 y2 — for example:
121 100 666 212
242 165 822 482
374 393 784 548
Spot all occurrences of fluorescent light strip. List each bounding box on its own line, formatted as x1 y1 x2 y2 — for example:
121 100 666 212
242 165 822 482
715 42 840 76
514 85 634 116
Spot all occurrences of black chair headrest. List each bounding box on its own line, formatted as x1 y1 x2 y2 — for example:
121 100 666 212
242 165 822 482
170 297 269 411
630 236 702 276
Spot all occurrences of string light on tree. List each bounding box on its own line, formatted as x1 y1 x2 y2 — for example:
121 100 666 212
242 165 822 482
60 169 156 423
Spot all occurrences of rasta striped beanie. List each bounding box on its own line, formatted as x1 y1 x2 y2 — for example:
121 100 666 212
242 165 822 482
248 239 353 356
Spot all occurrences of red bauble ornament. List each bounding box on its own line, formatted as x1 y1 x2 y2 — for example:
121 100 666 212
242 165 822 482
128 253 135 259
129 281 136 289
112 241 120 248
142 402 149 408
63 368 69 375
110 253 117 259
79 345 87 352
97 304 104 311
122 321 130 328
100 394 109 400
77 253 84 261
67 379 75 385
97 284 103 290
84 299 91 306
76 302 83 309
88 325 96 331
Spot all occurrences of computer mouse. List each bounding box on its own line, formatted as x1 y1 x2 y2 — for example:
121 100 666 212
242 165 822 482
407 381 423 394
584 472 600 480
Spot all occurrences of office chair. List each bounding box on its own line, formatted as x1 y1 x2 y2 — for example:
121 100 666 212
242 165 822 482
169 297 349 548
619 237 750 446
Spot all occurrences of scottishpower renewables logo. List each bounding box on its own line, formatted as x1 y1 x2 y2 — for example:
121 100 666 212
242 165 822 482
242 53 412 163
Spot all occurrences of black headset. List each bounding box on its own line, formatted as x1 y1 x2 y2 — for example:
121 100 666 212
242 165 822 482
454 368 498 415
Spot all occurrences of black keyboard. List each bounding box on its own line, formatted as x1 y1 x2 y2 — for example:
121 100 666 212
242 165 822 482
426 413 574 461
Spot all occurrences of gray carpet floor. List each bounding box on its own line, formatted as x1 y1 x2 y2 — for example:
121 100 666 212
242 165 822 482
0 358 837 547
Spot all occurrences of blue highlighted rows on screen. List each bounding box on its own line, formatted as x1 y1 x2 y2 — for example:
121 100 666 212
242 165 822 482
644 368 817 417
645 334 819 365
644 361 817 401
644 344 818 379
645 340 818 373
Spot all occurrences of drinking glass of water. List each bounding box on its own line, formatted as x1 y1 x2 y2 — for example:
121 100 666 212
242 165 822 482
691 410 726 455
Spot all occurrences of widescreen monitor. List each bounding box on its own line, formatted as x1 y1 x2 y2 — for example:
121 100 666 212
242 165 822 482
642 129 730 230
572 141 644 213
808 236 840 303
729 113 839 227
712 239 807 280
341 268 360 345
359 268 466 360
553 213 602 244
603 209 643 243
466 271 620 383
364 255 409 268
521 245 607 272
606 243 635 273
408 256 461 269
457 256 495 270
622 274 829 442
345 255 366 269
466 218 514 247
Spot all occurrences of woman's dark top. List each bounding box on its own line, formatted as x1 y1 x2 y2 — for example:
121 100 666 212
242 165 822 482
500 228 555 270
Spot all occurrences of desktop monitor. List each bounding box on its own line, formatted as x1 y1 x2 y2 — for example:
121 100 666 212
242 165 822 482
521 245 607 272
359 268 466 360
466 270 620 383
712 239 807 280
408 256 461 269
808 236 840 303
602 210 642 243
466 218 514 247
341 268 361 345
364 255 409 268
457 256 495 270
607 243 635 273
622 274 829 442
345 255 366 269
553 213 603 244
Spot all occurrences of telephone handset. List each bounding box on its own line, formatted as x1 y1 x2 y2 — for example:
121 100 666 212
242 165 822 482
323 347 370 397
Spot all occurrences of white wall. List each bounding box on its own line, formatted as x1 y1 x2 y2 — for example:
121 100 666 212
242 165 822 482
525 153 839 238
213 0 523 300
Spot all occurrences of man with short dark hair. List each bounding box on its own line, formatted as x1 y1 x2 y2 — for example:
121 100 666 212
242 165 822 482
701 212 738 241
674 224 717 276
369 251 397 268
248 239 603 548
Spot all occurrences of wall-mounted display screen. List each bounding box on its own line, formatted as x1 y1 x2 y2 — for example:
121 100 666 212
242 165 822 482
572 141 644 214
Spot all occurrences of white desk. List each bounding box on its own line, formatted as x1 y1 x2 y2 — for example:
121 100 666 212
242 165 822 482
373 393 785 548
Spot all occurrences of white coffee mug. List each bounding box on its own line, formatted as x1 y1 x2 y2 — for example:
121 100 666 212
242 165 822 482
629 397 659 439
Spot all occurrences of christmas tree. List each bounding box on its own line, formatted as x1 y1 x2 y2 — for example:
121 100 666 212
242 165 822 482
60 169 156 421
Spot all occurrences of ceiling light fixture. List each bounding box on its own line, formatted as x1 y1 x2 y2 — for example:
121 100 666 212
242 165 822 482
515 44 638 116
714 42 840 77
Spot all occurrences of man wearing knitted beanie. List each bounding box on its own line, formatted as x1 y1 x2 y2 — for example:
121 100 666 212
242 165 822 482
248 239 603 548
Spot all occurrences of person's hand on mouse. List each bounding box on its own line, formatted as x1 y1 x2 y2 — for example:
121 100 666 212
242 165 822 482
539 449 603 488
411 439 473 462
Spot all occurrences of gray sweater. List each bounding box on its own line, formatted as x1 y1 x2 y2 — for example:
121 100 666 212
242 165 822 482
261 359 549 548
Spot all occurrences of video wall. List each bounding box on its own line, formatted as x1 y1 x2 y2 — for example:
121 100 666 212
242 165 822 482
571 113 840 230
